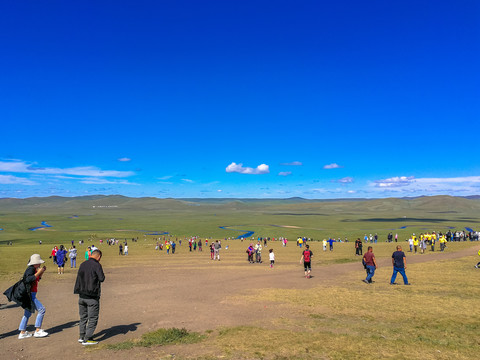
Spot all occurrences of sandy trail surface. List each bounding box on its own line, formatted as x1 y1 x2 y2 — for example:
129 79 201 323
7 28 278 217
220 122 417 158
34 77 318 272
1 244 478 360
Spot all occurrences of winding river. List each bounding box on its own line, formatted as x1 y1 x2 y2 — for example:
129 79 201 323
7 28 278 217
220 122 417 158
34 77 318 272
29 221 53 231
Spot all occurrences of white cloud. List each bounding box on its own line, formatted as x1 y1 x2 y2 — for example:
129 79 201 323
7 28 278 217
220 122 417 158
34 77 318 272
79 178 138 185
374 176 415 188
0 160 134 178
118 157 131 162
182 179 194 183
0 175 37 185
281 161 302 166
158 175 174 180
347 190 356 194
371 175 480 195
278 171 292 176
416 176 480 184
217 189 223 192
226 162 270 175
324 163 342 169
337 177 354 183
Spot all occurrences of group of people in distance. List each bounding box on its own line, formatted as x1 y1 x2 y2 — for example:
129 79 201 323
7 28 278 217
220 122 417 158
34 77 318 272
49 245 78 274
407 232 447 253
210 240 221 260
246 241 264 263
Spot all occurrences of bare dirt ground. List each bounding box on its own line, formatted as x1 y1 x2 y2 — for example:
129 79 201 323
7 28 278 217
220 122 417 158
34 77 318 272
1 244 479 360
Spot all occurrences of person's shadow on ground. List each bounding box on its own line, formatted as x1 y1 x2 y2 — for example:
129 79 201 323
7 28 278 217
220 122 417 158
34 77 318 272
0 328 20 339
0 320 79 339
95 323 141 341
47 320 79 335
0 303 20 310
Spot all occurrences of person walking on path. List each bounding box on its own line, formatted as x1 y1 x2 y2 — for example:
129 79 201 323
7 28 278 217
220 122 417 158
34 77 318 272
269 249 275 268
362 246 377 284
300 244 313 279
17 254 49 339
50 246 58 265
74 249 105 345
390 246 410 285
55 245 67 274
210 242 215 260
255 241 263 263
355 238 363 256
213 240 221 261
69 245 77 268
85 246 91 260
327 238 336 251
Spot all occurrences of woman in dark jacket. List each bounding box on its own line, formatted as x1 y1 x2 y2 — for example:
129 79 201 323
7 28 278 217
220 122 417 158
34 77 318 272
18 254 48 339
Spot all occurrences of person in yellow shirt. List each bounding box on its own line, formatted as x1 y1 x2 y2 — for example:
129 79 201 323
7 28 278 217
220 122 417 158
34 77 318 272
439 234 447 251
413 235 419 254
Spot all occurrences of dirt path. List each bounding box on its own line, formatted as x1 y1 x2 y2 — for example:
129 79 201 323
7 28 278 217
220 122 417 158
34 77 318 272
1 244 478 360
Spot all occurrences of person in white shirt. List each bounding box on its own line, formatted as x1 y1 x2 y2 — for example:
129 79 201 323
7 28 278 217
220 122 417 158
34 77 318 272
269 249 275 268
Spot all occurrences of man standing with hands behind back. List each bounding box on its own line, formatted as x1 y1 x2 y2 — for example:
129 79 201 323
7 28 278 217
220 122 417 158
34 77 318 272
74 249 105 345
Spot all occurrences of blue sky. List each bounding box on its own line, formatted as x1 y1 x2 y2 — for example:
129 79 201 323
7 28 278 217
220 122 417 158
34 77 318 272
1 1 479 199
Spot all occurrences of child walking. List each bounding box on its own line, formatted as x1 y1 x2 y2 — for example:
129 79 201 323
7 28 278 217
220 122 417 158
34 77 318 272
269 249 275 268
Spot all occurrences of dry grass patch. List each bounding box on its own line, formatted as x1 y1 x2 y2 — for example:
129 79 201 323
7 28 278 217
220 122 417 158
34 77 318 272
216 256 480 359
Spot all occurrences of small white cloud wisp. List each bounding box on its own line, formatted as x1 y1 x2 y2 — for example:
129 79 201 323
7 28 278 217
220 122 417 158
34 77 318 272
324 163 342 169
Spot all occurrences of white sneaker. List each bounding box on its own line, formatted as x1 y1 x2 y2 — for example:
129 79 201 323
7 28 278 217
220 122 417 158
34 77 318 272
34 329 48 338
78 338 84 343
18 332 32 339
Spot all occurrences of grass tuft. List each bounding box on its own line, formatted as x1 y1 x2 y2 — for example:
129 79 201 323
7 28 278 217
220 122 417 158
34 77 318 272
105 327 205 350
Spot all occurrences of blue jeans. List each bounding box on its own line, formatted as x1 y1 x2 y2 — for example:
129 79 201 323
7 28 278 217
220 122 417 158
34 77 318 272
19 292 45 330
70 257 76 268
366 265 375 282
391 266 409 284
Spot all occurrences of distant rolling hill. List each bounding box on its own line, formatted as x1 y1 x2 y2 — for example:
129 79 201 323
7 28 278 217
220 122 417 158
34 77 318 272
0 195 479 213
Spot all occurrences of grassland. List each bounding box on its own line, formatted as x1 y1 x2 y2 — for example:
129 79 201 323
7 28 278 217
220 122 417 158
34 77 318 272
0 195 479 246
1 195 479 359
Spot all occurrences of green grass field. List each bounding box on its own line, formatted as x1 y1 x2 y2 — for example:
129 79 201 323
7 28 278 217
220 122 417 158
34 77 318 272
1 195 479 246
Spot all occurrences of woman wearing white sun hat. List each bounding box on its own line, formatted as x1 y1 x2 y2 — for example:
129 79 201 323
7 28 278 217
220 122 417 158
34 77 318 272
18 254 49 339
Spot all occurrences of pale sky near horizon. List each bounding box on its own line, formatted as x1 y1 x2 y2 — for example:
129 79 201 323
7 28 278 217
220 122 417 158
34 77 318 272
1 1 479 199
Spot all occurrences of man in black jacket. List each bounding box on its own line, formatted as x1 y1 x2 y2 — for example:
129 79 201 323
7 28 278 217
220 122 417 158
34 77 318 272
74 249 105 345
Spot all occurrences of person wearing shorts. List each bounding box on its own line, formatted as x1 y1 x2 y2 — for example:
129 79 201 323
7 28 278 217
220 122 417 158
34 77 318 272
300 245 313 278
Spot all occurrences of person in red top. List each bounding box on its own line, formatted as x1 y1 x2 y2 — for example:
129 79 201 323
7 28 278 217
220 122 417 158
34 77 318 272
50 246 58 264
18 254 49 339
300 245 313 278
362 246 377 284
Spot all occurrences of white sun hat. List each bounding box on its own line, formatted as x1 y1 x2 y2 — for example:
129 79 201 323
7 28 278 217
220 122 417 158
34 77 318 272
27 254 45 266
